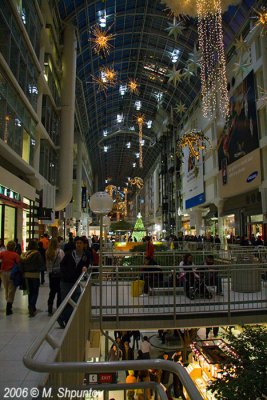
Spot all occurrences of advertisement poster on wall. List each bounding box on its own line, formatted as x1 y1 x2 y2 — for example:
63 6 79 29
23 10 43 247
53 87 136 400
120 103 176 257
182 147 205 209
218 70 261 197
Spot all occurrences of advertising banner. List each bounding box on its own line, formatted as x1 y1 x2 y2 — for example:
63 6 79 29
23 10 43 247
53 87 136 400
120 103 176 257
182 148 205 209
218 70 260 197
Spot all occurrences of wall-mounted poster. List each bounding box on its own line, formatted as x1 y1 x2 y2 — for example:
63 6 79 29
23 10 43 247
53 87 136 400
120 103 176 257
182 147 205 209
218 71 261 197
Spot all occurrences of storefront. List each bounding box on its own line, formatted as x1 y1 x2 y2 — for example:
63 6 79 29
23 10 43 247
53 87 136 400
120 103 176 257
185 339 233 400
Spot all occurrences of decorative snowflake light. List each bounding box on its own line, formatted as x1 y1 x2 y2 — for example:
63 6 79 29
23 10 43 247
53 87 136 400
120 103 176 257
129 177 144 189
128 79 139 95
136 114 145 168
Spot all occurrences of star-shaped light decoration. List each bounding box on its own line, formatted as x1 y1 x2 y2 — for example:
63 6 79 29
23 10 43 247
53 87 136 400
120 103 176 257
89 25 115 57
175 102 187 115
176 129 212 161
101 66 117 87
254 7 267 35
234 35 249 54
182 67 195 82
91 74 109 94
233 59 251 76
165 17 185 41
128 79 139 95
167 67 183 87
187 44 201 74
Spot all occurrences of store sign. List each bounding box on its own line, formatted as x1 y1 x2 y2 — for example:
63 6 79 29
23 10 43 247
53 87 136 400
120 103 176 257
0 194 29 209
98 373 114 384
37 207 53 220
182 149 205 209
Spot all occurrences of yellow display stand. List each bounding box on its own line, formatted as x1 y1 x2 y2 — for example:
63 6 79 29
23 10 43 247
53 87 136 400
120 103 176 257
131 280 145 297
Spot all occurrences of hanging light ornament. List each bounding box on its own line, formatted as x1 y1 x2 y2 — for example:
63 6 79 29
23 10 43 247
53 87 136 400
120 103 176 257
101 66 117 86
128 79 139 95
136 114 145 168
162 0 241 119
128 177 144 189
176 129 212 161
89 25 115 57
254 7 267 34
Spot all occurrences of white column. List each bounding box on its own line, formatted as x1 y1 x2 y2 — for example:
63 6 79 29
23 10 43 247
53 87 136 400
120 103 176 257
76 136 83 218
55 24 77 211
193 209 203 236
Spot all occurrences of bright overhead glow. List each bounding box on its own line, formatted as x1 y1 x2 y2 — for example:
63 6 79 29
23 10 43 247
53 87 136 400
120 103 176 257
147 120 152 128
133 162 136 168
141 140 145 146
154 91 163 103
103 130 108 137
117 114 123 123
119 84 127 96
126 142 131 148
135 100 142 110
129 126 135 131
171 49 180 63
104 146 108 152
136 153 140 158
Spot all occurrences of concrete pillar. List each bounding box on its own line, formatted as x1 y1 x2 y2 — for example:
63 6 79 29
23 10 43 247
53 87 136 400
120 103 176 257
55 24 77 211
76 136 83 217
215 199 225 247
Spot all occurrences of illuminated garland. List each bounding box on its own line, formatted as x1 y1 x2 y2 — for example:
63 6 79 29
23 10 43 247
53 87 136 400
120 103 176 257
136 114 145 168
161 0 239 119
197 0 229 118
176 129 212 160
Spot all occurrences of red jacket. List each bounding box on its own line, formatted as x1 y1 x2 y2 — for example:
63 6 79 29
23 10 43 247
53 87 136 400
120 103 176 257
146 241 154 259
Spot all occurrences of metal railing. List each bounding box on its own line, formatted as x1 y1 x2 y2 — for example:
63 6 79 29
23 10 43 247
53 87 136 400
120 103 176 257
23 272 202 400
90 263 267 323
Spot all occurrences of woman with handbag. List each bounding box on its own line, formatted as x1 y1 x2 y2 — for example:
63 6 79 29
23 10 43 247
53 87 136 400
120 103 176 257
0 241 20 315
46 238 64 315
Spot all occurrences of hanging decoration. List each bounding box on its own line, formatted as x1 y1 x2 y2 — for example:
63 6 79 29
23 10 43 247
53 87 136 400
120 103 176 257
128 177 144 190
174 102 187 115
167 67 183 87
128 79 139 95
232 59 250 76
165 17 185 41
254 7 267 34
91 74 109 94
176 129 212 160
197 0 229 119
101 66 117 86
89 25 115 57
136 114 145 168
162 0 241 119
234 35 249 54
161 0 240 18
187 44 201 74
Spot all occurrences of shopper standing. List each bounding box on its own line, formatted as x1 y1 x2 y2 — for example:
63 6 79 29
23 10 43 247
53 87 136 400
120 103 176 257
0 241 20 315
140 336 151 359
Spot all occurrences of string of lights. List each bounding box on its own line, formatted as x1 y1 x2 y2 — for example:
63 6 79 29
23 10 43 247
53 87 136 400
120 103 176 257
136 114 145 168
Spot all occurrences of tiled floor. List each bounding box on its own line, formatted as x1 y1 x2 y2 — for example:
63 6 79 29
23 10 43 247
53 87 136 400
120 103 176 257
0 277 52 398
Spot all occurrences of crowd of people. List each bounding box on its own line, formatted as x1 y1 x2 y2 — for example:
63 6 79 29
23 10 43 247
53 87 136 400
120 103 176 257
0 233 100 322
108 331 186 400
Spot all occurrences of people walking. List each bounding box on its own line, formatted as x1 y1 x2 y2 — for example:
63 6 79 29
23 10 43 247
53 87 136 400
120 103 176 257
20 240 43 317
46 237 64 315
0 241 20 315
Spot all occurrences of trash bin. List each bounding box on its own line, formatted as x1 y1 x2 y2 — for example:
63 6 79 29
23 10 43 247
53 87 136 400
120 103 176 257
131 280 145 297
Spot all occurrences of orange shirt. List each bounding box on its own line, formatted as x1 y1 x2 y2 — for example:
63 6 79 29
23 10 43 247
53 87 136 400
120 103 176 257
40 237 49 250
0 250 20 271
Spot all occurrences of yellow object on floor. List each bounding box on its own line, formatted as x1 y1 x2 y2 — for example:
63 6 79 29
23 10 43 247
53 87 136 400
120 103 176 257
131 280 145 297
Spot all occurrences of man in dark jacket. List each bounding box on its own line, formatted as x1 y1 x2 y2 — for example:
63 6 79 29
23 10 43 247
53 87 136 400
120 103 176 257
57 236 89 328
20 240 43 317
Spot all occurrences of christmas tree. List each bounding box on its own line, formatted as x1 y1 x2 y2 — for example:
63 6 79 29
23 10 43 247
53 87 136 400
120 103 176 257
132 212 146 242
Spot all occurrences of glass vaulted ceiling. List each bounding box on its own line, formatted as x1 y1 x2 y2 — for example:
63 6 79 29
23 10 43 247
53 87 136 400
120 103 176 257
56 0 259 189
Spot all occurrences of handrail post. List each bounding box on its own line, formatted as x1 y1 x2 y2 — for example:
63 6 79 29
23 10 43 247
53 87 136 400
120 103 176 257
227 263 231 324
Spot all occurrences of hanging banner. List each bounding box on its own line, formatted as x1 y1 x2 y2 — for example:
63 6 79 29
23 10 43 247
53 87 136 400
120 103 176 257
81 187 87 209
